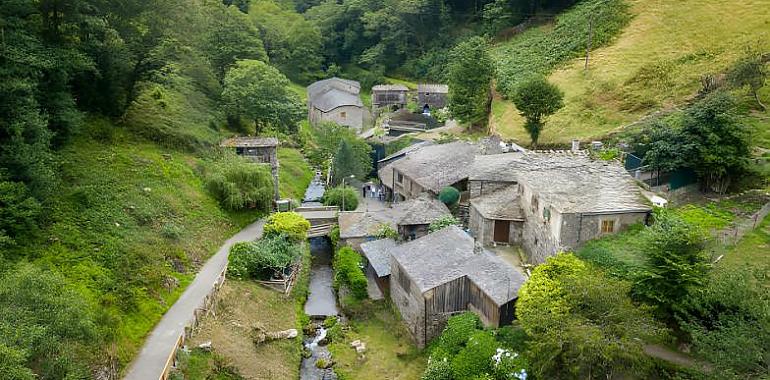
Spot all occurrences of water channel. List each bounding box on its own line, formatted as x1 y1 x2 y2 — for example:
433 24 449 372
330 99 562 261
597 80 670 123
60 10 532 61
300 174 339 380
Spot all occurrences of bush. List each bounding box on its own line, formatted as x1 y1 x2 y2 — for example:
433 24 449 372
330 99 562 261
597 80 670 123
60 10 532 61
323 186 358 211
451 330 499 380
264 212 310 242
0 180 41 249
438 187 460 206
428 215 461 233
205 155 274 211
332 247 368 300
421 358 453 380
437 312 482 355
374 223 399 240
491 348 528 380
228 235 301 280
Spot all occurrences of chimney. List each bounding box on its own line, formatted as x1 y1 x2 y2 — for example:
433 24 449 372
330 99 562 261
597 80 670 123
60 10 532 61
571 139 580 152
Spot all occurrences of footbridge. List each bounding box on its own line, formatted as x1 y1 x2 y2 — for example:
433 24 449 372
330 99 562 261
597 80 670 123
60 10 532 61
296 206 339 237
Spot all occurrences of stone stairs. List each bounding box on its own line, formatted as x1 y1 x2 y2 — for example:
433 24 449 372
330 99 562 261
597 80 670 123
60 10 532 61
457 204 470 228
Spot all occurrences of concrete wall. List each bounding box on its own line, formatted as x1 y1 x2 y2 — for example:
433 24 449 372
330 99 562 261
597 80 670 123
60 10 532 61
390 261 427 347
559 211 648 251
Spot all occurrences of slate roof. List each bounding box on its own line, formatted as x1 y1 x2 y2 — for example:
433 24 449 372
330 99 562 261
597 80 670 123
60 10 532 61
220 136 279 148
379 141 485 193
377 140 434 165
391 225 525 305
469 152 650 214
418 83 449 94
338 194 449 239
397 193 451 225
311 88 364 112
391 226 476 292
308 77 360 99
465 252 526 306
372 84 409 92
470 186 524 221
360 238 398 277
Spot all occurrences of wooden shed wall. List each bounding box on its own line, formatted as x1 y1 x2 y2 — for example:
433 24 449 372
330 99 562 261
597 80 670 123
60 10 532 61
425 276 469 316
468 280 501 327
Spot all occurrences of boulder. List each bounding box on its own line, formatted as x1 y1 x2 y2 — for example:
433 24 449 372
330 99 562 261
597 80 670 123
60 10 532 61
197 341 212 351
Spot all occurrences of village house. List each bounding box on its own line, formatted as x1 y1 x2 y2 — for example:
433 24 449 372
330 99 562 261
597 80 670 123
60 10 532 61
417 83 449 112
307 77 364 131
371 84 409 110
388 226 526 348
467 151 652 263
337 194 451 249
378 138 502 202
220 136 280 200
360 237 397 294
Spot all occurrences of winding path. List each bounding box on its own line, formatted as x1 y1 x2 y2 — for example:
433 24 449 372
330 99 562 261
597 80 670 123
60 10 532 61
123 219 265 380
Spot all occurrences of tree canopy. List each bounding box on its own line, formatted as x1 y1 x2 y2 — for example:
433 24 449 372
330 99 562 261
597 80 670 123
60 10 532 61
447 36 496 129
511 76 564 147
221 60 305 134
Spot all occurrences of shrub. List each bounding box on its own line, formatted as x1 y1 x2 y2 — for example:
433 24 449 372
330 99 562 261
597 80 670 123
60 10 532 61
437 312 482 355
205 156 274 211
438 186 460 206
451 330 499 380
0 180 41 249
332 247 368 300
228 235 300 280
323 186 358 211
264 212 310 242
421 358 452 380
428 215 461 233
491 348 528 380
374 223 399 240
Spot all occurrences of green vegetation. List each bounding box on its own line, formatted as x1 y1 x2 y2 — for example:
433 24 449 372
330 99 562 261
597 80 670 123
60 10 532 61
424 313 528 380
510 76 564 147
492 0 631 98
328 301 427 380
438 187 461 206
332 140 362 184
228 236 302 280
203 153 274 211
447 36 495 129
221 60 305 134
323 186 359 211
517 253 662 379
332 247 368 300
278 148 313 201
170 348 245 380
263 212 311 242
428 216 462 233
306 122 372 180
374 224 400 240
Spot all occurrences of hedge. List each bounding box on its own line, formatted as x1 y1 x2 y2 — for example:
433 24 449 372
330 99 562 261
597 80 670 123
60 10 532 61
332 247 368 300
264 212 310 242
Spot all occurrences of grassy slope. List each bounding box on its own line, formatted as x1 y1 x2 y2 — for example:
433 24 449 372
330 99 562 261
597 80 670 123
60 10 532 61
278 147 314 201
719 214 770 279
491 0 770 145
25 119 261 367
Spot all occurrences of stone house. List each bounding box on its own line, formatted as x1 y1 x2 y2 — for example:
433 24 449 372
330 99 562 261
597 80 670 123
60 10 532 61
307 77 364 131
467 152 652 263
389 226 525 347
378 139 502 202
372 84 409 110
337 194 451 249
220 136 280 200
417 83 449 111
360 238 397 294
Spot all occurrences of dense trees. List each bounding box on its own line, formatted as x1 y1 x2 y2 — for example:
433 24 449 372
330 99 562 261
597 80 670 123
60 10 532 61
447 37 495 129
222 60 305 134
511 76 564 147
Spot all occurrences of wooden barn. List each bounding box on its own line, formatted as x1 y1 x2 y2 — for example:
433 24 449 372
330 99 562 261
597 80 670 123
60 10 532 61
389 226 526 347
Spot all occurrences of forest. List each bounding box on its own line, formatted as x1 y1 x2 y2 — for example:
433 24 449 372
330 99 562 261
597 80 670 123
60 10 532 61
1 0 768 378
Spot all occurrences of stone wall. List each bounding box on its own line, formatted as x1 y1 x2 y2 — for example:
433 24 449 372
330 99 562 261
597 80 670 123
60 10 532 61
468 180 516 199
393 170 425 200
310 105 364 131
389 262 427 347
559 211 648 250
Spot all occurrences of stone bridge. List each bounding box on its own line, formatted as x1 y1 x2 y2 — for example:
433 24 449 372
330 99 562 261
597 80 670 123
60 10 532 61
296 206 339 237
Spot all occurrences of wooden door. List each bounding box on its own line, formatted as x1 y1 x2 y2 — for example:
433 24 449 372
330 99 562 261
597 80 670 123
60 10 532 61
493 220 510 243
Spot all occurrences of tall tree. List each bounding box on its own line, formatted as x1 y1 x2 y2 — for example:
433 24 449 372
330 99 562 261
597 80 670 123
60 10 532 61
221 59 304 134
332 139 360 185
727 53 768 111
447 36 495 129
205 5 268 78
511 76 564 147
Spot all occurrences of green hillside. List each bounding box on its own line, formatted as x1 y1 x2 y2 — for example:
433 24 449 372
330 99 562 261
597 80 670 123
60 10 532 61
491 0 770 146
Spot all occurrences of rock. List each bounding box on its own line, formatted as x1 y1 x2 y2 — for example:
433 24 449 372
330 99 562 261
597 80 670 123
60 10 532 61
143 187 151 193
253 327 299 345
350 340 366 354
318 337 329 346
198 341 212 351
267 328 298 340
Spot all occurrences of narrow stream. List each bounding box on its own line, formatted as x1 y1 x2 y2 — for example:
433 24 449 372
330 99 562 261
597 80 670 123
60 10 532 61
300 236 338 380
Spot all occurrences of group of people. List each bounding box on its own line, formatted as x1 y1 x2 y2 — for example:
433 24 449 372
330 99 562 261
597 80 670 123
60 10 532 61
362 183 385 201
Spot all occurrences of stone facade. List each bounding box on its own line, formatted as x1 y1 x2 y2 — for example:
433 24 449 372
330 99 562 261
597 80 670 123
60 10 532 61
309 104 364 131
391 168 426 200
468 205 523 246
389 261 427 347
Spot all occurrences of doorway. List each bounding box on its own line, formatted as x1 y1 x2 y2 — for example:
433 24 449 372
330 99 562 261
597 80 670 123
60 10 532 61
493 220 510 243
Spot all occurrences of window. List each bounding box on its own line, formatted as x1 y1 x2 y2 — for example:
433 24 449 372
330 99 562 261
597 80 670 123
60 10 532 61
601 220 615 234
340 111 347 119
531 195 539 214
397 173 404 183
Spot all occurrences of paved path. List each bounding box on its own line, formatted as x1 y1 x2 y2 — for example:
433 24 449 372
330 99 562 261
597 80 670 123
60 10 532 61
123 220 265 380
